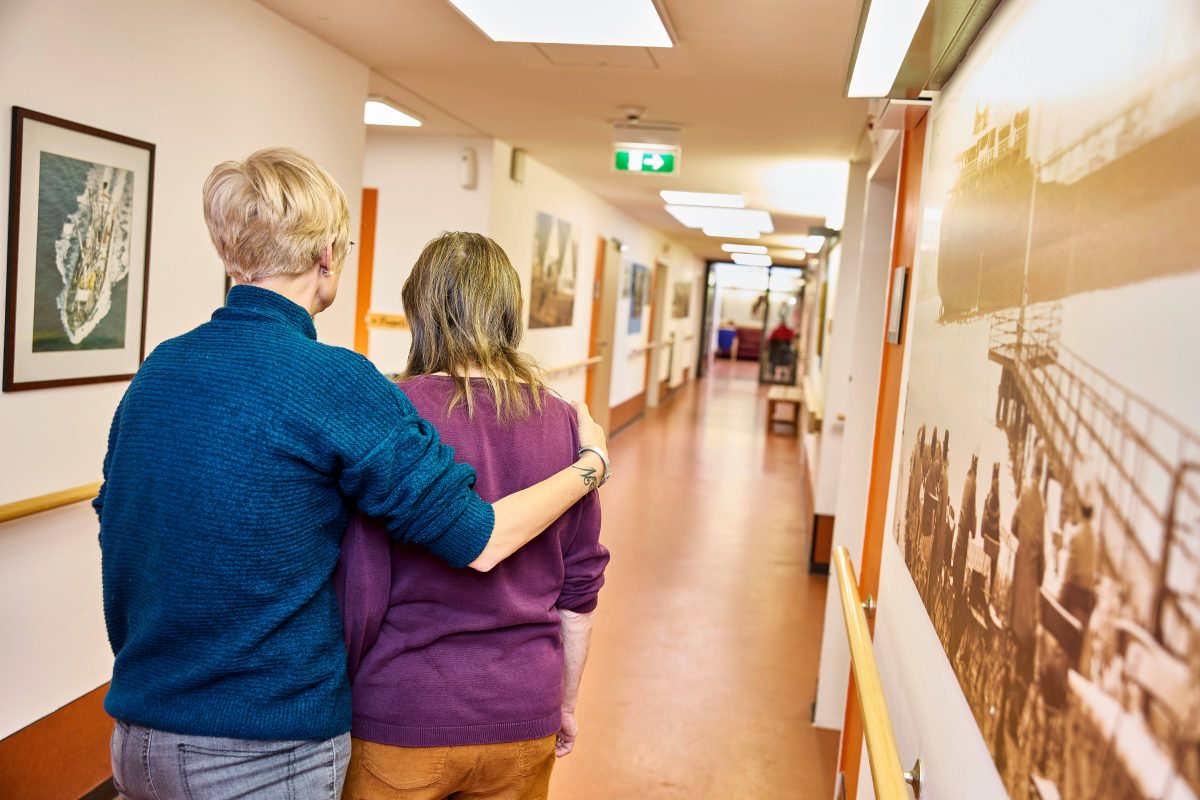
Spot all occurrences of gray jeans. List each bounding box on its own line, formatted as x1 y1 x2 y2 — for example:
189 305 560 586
111 720 350 800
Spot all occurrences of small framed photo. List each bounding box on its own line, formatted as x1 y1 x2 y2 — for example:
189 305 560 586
886 266 909 345
4 107 154 391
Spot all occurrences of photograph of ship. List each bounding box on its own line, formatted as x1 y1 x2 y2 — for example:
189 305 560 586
891 0 1200 797
32 152 134 352
527 210 577 329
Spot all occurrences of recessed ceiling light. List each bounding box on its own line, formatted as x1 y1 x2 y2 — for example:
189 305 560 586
703 226 761 239
732 253 772 267
721 244 768 254
806 234 826 252
364 98 421 127
665 205 774 232
659 191 744 208
447 0 672 47
847 0 931 97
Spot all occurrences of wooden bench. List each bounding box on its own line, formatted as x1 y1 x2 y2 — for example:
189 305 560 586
766 386 803 435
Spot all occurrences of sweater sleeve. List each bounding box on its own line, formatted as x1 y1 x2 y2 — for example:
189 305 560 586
331 364 494 569
556 490 608 613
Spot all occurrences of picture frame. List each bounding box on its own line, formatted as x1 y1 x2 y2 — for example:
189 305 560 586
4 107 154 391
886 266 909 345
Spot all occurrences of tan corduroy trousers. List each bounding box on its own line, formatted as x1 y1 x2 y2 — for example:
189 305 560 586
343 735 556 800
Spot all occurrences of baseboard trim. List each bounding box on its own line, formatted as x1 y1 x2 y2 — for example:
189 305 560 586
81 778 115 800
609 392 646 435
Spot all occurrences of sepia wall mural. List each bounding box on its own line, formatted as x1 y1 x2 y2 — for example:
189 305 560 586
892 0 1200 797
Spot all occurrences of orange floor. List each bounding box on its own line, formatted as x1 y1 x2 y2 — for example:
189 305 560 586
549 360 841 799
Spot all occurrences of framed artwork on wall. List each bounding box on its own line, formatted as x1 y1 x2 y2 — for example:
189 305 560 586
671 280 691 319
528 210 577 329
628 263 647 333
4 107 154 391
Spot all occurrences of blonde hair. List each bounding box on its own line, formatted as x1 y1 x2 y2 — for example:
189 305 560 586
202 147 351 283
402 232 546 420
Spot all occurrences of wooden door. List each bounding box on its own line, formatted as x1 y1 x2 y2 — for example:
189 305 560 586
586 237 620 432
353 188 378 356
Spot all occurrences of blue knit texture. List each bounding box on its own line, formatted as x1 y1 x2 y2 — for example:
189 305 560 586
95 285 494 741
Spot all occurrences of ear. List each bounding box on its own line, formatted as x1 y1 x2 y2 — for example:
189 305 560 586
318 240 334 274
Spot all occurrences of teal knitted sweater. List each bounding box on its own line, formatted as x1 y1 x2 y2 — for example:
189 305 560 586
95 285 494 740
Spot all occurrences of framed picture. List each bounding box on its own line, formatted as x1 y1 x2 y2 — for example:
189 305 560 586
885 266 909 345
4 107 154 391
528 210 577 329
671 280 691 319
628 263 647 333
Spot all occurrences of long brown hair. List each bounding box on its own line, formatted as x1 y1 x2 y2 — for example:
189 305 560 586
402 232 546 419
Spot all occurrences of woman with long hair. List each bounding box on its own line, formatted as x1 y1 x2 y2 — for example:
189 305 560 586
339 232 610 800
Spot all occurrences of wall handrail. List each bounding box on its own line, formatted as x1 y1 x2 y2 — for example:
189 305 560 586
543 356 603 376
629 341 665 356
0 482 103 525
364 311 409 330
834 545 923 799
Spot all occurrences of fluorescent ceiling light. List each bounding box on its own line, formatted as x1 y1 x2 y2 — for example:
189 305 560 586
721 244 768 254
364 98 421 127
448 0 672 47
847 0 931 97
806 235 826 252
665 205 774 232
659 191 744 208
732 253 772 267
703 226 761 239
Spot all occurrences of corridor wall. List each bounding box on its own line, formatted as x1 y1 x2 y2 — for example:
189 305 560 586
361 131 494 374
859 0 1200 797
488 140 702 407
0 0 368 794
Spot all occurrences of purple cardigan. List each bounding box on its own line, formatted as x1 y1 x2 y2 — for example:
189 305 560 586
335 376 608 747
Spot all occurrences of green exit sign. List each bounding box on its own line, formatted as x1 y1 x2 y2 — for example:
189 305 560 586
614 148 678 174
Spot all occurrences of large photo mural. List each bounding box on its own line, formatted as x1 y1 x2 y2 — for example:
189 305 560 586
892 0 1200 797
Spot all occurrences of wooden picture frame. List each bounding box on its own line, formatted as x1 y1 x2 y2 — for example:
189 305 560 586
4 107 154 391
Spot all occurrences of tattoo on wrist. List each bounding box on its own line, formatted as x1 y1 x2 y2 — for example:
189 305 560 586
572 464 598 490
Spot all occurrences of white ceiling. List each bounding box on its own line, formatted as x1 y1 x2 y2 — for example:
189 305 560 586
257 0 869 264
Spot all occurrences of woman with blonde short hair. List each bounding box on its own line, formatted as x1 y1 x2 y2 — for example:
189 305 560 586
96 151 609 800
339 232 609 800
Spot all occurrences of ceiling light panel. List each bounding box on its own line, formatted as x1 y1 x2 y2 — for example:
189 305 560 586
847 0 931 97
448 0 672 47
732 253 772 267
806 235 827 252
364 99 421 127
659 191 744 208
703 226 761 239
664 205 774 232
721 244 768 254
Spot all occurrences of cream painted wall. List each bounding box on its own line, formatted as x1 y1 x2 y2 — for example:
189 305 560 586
488 141 702 406
362 132 493 374
0 0 368 739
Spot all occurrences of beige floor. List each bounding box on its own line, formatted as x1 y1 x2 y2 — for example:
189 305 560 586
548 359 841 799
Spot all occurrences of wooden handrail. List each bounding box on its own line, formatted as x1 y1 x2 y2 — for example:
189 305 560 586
544 356 603 376
629 341 664 356
834 545 918 799
364 311 409 330
0 482 102 525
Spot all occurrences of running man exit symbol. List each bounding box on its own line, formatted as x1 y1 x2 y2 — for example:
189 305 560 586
614 148 677 174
